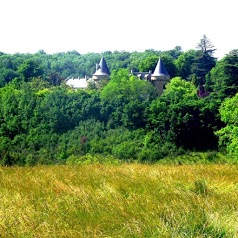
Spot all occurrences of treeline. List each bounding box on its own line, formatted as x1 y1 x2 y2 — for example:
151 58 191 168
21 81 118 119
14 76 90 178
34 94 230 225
0 35 238 165
0 45 182 87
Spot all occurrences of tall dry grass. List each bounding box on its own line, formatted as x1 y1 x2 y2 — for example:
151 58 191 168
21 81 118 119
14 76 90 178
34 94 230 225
0 164 238 237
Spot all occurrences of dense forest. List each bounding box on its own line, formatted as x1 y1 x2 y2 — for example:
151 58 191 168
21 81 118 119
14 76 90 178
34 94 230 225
0 35 238 165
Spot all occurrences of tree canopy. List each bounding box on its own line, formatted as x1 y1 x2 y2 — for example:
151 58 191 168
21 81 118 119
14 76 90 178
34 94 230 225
0 36 238 165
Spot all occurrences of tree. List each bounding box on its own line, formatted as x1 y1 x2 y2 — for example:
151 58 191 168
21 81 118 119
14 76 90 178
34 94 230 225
192 35 216 86
100 69 157 128
175 50 198 80
18 59 44 82
48 72 63 86
0 68 19 85
165 46 183 59
197 35 216 55
138 55 158 72
216 93 238 158
205 50 238 98
162 77 197 102
147 77 218 150
138 54 177 78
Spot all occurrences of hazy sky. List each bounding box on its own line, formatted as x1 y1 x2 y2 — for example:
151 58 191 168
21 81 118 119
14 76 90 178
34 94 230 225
0 0 237 58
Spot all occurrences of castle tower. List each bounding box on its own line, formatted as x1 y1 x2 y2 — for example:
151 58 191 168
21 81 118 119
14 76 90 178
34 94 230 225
92 57 110 81
151 58 170 95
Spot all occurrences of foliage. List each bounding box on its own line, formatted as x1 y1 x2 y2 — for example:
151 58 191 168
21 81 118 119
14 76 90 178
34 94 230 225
0 40 238 165
18 59 44 82
138 54 178 78
157 151 230 165
66 153 121 165
175 50 199 80
138 55 159 72
216 93 238 159
205 50 238 98
100 69 157 128
191 35 216 86
147 77 218 150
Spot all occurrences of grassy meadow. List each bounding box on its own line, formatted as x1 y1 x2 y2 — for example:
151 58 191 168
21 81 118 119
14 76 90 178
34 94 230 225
0 164 238 237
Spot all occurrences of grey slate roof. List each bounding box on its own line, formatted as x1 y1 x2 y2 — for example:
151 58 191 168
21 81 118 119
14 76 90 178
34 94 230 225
152 58 170 77
131 71 151 80
93 57 110 76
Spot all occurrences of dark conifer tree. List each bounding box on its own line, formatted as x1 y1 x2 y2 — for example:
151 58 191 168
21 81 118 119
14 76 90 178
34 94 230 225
192 35 216 86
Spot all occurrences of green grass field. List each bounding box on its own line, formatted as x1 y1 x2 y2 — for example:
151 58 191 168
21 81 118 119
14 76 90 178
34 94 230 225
0 164 238 237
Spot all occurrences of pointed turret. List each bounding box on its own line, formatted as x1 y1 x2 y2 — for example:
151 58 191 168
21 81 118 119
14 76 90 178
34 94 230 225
151 58 170 78
93 57 110 80
151 58 170 95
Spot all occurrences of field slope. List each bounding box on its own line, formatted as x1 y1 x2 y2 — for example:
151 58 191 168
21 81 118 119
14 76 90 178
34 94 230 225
0 164 238 237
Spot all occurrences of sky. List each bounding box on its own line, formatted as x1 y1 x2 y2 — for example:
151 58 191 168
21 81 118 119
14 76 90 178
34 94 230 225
0 0 237 59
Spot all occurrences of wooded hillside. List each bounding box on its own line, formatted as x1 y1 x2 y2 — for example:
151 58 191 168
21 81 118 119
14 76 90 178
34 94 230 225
0 35 238 165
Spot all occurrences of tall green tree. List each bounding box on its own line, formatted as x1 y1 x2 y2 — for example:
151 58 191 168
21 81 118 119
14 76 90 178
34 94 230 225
216 93 238 158
205 50 238 98
18 59 44 82
175 50 198 80
192 35 216 86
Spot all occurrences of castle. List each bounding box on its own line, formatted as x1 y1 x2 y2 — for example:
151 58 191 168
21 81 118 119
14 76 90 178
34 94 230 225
131 58 170 95
65 57 170 95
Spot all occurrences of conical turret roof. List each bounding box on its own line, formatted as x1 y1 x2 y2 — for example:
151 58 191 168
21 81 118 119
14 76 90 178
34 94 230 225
152 58 170 77
93 57 110 76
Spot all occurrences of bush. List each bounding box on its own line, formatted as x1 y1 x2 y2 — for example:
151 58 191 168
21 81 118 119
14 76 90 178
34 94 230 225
66 154 121 165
